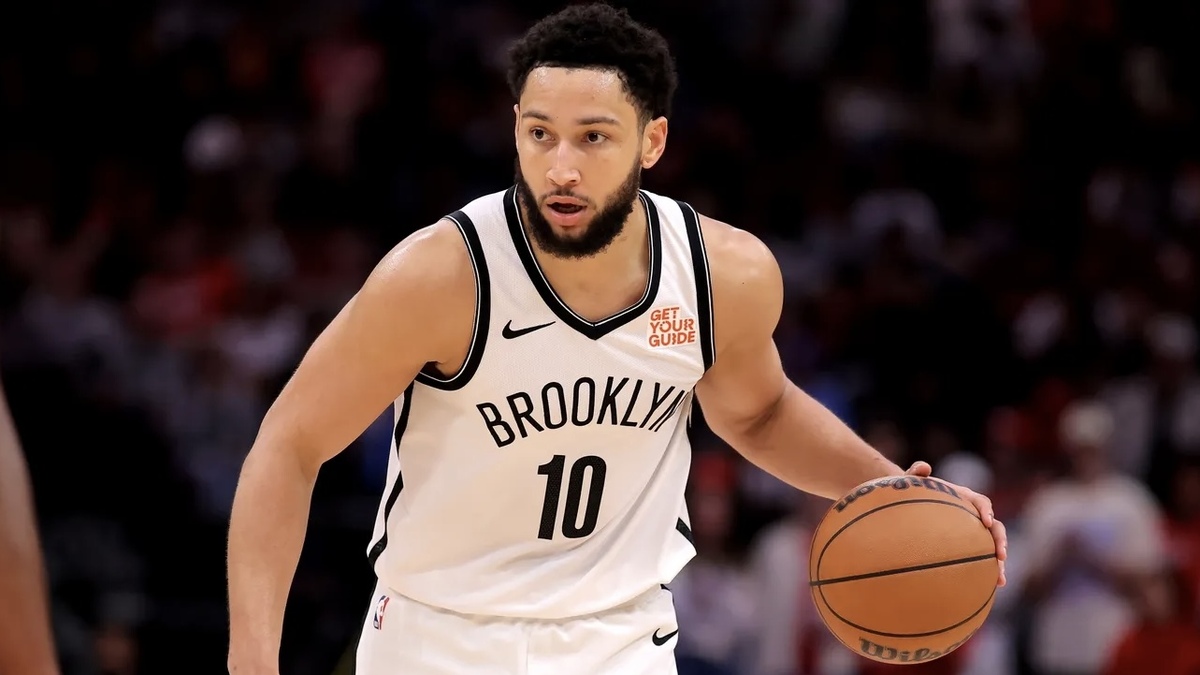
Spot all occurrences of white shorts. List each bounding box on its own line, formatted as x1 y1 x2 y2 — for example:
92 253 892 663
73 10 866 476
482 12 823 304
354 581 680 675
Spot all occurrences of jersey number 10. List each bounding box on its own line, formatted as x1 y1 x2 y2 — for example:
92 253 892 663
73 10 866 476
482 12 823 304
536 454 607 540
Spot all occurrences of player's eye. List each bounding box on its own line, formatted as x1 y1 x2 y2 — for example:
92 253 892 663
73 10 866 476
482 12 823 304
531 128 550 142
585 132 606 144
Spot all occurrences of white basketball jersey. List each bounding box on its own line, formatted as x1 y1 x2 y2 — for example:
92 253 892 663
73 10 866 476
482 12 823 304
366 186 715 619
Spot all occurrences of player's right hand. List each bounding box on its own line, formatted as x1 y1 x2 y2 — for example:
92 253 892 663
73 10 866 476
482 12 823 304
905 461 1008 587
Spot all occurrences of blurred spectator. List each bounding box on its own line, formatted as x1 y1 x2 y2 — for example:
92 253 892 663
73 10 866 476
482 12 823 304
210 277 304 385
43 517 145 675
745 490 857 675
1018 400 1166 675
1102 313 1200 503
1101 567 1200 675
978 407 1045 528
920 423 993 495
1163 458 1200 621
3 247 133 395
127 221 238 347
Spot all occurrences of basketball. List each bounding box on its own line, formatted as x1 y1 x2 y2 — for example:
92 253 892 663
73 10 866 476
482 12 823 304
808 475 999 666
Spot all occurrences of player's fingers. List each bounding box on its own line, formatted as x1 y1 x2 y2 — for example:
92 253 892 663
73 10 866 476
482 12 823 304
988 517 1009 587
991 518 1008 560
973 494 995 527
905 461 932 477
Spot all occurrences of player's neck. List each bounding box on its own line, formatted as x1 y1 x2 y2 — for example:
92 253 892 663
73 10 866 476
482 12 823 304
529 207 650 319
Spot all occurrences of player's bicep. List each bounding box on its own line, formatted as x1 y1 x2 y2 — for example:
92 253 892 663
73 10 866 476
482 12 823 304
255 223 471 474
695 329 788 441
261 295 425 465
693 220 788 442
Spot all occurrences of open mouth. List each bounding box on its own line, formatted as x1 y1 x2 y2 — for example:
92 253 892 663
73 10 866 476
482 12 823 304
548 203 585 215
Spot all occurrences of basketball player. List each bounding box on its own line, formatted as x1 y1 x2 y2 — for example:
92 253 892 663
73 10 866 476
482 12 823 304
226 4 1008 674
0 375 61 675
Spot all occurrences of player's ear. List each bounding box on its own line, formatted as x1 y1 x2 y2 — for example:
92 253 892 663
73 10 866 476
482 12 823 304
513 104 521 139
640 117 668 170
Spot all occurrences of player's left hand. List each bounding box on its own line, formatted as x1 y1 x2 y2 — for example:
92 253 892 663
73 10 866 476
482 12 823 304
906 461 1007 588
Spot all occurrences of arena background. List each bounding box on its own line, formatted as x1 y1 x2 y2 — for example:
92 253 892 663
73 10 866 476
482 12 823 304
2 0 1200 674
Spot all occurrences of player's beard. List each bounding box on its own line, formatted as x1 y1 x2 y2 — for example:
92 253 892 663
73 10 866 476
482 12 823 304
514 157 642 260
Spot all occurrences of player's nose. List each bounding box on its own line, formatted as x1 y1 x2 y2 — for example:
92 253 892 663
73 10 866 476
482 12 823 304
546 144 581 187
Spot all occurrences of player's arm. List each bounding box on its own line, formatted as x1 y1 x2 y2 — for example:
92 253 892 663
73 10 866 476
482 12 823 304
0 376 62 675
226 221 477 675
693 220 902 500
693 217 1006 582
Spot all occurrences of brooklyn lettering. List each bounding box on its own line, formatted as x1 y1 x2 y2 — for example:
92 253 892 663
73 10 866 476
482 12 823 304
475 377 689 448
833 476 961 513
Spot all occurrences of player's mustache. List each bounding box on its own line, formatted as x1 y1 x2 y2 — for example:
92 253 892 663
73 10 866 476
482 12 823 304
540 190 592 205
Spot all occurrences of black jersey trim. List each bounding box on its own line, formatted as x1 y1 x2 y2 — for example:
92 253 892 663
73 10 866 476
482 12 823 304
503 186 662 340
415 211 491 390
675 517 694 544
676 201 715 371
367 384 414 569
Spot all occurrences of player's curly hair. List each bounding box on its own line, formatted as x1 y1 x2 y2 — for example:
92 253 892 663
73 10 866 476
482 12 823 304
506 3 678 122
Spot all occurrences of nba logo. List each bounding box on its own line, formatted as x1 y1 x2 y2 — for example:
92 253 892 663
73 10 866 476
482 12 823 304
372 594 390 630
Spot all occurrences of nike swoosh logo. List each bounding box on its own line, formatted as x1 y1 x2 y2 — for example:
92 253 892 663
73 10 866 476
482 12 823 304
502 320 555 339
651 628 678 646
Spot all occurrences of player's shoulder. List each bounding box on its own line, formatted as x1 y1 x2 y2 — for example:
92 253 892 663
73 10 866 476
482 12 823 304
692 211 782 324
369 187 512 298
360 218 477 316
640 191 781 292
454 187 511 219
652 206 783 352
376 219 474 283
695 212 779 283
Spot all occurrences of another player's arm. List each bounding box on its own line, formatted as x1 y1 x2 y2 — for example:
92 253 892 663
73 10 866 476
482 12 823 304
693 216 1007 582
0 376 61 675
226 221 476 675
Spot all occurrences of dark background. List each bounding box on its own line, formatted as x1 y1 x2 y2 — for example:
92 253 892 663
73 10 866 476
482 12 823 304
3 1 1200 674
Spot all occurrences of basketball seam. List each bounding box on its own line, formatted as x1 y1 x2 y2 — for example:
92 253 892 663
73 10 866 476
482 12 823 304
816 583 997 639
812 498 982 582
809 552 998 587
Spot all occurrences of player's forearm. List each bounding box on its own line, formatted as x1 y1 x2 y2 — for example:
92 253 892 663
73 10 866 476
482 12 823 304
0 390 60 675
0 529 60 675
726 382 903 501
227 445 317 672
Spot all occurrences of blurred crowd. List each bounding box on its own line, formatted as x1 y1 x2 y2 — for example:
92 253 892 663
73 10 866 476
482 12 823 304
3 0 1200 674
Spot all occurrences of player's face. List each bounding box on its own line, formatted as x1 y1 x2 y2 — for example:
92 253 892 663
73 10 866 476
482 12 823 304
514 66 667 259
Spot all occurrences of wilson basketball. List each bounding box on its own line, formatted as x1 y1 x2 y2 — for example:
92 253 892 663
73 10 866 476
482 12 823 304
808 475 999 666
